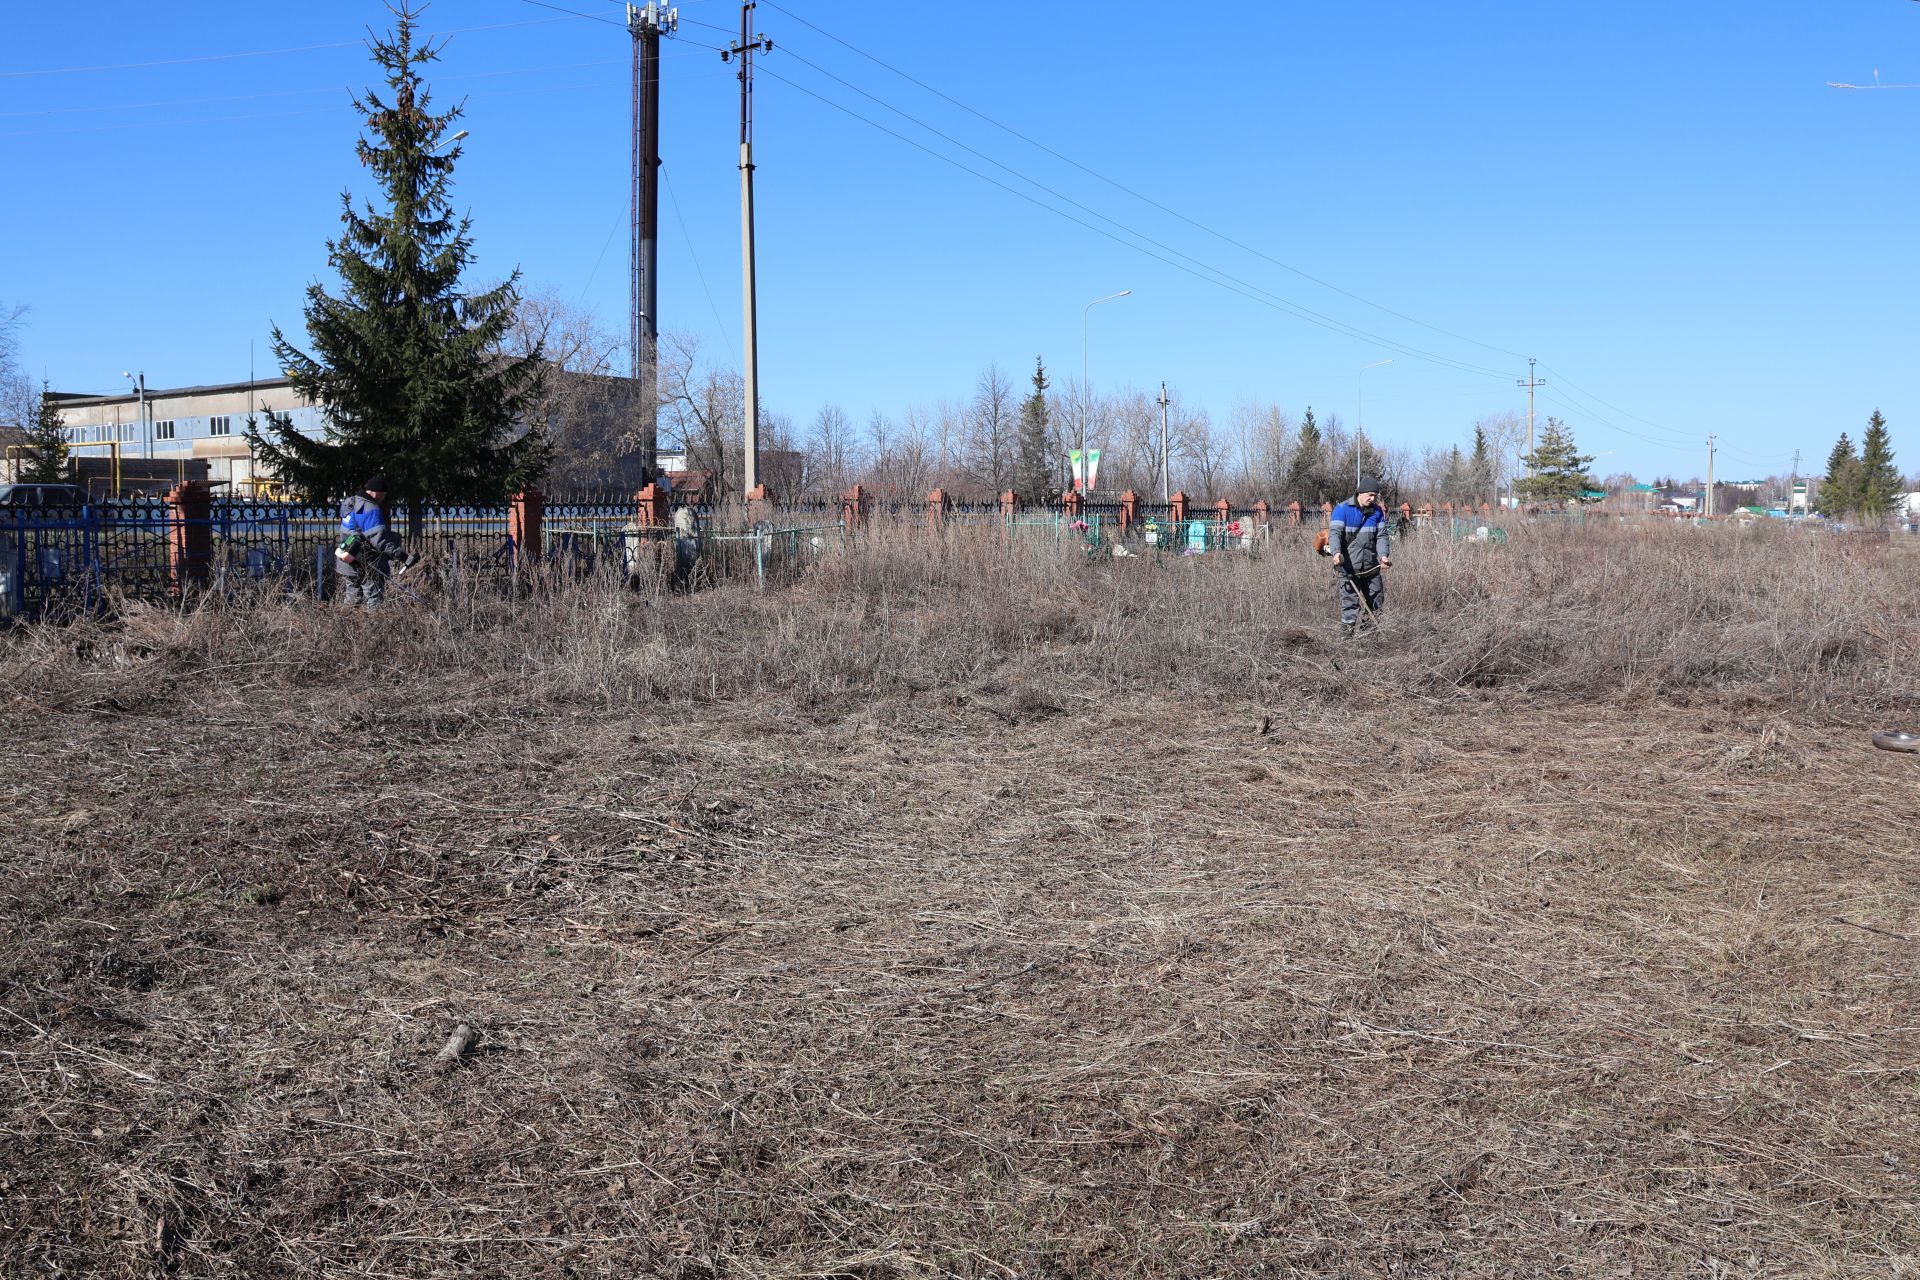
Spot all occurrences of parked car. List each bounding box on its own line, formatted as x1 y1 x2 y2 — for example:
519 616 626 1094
0 483 91 510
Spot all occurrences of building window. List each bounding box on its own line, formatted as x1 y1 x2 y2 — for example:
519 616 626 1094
210 415 231 437
155 420 176 441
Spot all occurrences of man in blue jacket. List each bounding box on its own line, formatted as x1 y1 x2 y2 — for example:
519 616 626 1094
335 474 410 608
1329 475 1391 638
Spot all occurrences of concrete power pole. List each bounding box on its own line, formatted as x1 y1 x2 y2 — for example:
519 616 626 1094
1158 381 1171 504
630 3 676 477
1705 434 1716 518
1517 358 1546 479
724 4 773 497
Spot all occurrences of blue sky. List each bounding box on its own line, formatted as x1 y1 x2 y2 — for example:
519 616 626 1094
4 1 1915 481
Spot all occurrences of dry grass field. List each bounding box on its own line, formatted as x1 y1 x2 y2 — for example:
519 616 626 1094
2 520 1917 1278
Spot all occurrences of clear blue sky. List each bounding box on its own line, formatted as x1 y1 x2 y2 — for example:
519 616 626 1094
4 1 1916 481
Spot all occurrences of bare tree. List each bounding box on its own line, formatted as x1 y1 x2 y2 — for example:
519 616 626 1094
1 302 34 432
805 403 859 498
503 289 645 492
966 365 1017 494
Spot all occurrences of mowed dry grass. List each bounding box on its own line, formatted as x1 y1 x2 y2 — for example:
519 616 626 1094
1 520 1917 1278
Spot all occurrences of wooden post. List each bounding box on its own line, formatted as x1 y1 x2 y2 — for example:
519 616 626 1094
165 480 213 596
508 488 544 563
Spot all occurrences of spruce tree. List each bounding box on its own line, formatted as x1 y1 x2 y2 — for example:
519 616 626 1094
1284 406 1323 506
1467 424 1495 505
1513 417 1595 505
1013 357 1054 502
1813 433 1859 517
250 4 547 520
1857 410 1900 519
19 383 70 484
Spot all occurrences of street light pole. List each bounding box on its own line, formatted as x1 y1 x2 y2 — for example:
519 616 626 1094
122 371 148 463
1356 358 1392 492
1079 289 1130 492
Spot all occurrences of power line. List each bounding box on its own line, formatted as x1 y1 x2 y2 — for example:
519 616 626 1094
664 167 738 366
0 16 586 77
759 0 1530 365
758 62 1514 382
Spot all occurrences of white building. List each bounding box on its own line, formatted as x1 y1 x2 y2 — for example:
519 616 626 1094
47 377 317 496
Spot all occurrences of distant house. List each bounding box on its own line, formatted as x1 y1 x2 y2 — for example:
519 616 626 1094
46 369 646 497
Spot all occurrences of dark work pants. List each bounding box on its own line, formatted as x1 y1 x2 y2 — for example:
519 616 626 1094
337 562 387 608
1338 572 1384 626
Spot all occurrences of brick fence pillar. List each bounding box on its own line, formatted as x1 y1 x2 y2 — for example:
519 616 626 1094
1286 501 1302 526
1062 489 1084 521
1169 491 1189 525
747 484 774 526
927 487 948 532
1321 501 1334 525
1214 497 1233 526
166 480 213 596
508 487 544 563
1252 499 1271 528
1119 490 1139 533
636 482 669 528
841 483 869 533
1000 489 1018 521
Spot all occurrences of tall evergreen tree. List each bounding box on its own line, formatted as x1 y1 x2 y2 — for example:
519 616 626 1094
1013 357 1054 502
1467 424 1496 505
1857 410 1901 519
1813 433 1860 517
1513 417 1595 504
250 4 547 519
17 384 70 484
1283 406 1323 506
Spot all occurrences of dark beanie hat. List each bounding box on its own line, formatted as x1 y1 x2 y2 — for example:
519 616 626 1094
1357 475 1382 494
364 473 390 493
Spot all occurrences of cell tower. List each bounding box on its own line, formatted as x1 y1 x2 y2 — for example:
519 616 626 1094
629 2 676 475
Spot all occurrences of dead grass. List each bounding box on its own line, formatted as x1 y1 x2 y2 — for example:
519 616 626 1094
1 519 1916 1277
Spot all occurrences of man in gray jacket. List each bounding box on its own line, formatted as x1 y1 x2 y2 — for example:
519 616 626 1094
334 474 410 608
1328 476 1391 638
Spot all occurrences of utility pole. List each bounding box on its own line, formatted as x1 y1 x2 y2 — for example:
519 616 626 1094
1789 448 1800 511
1705 434 1716 518
1158 381 1171 504
630 3 676 477
1517 357 1546 478
723 3 773 498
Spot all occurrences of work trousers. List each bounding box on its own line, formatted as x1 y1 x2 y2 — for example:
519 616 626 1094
1338 571 1385 626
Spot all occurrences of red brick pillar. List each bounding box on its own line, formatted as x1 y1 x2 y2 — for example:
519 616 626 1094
1000 489 1018 521
1399 502 1412 524
1252 499 1271 528
1214 498 1233 525
508 488 544 563
1062 489 1084 521
1286 501 1302 526
636 482 668 528
1478 501 1492 519
166 480 213 596
1119 490 1139 533
1321 501 1334 525
841 483 869 533
747 484 774 525
1419 503 1434 522
1169 491 1189 524
927 487 948 532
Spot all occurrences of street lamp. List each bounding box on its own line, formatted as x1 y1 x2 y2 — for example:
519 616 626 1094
121 371 149 462
1356 358 1392 492
1078 289 1130 492
435 129 468 152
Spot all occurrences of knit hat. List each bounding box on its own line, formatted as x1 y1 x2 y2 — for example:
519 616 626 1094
1356 475 1382 495
364 473 390 494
